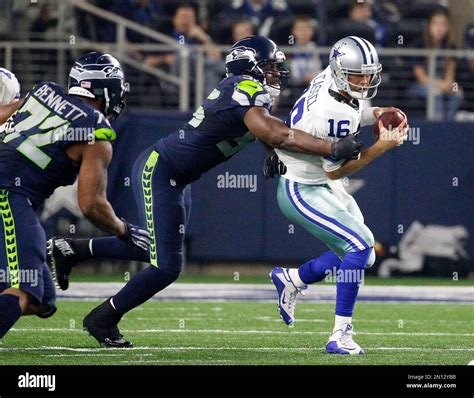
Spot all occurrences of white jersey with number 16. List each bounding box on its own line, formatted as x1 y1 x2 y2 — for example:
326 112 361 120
276 66 363 185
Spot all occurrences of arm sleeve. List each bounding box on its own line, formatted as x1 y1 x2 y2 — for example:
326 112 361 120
360 107 378 126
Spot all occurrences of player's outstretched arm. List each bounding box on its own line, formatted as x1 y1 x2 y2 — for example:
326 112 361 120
244 106 332 155
326 120 408 180
74 141 126 236
73 141 151 251
245 107 361 159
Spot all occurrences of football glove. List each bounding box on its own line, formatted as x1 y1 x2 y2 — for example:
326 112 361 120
119 218 151 251
263 150 287 179
331 134 363 160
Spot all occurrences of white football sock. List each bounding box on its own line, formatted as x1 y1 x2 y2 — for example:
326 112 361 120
333 315 352 333
288 268 306 288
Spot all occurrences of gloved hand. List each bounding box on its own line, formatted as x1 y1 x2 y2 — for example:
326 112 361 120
263 150 287 179
119 218 151 251
331 134 363 160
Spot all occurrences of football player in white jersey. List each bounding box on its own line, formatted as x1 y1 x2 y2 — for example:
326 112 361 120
0 68 20 105
269 36 408 355
0 68 21 140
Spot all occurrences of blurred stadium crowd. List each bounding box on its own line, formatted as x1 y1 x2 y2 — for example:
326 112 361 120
0 0 473 118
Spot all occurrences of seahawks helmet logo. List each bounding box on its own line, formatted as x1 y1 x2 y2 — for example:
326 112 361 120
227 46 257 62
103 65 123 78
70 64 124 81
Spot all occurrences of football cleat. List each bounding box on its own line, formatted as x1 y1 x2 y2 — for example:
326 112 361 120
326 323 365 355
269 267 307 326
83 301 132 348
46 237 79 291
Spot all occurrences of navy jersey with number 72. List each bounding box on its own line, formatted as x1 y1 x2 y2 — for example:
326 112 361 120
0 81 116 209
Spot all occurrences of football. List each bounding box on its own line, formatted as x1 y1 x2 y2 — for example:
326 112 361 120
374 110 407 140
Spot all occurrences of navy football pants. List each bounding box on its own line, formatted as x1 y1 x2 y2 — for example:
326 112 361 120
130 146 191 274
0 190 56 315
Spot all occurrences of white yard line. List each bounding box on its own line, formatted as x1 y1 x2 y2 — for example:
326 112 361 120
119 359 232 364
0 346 472 354
58 283 474 303
8 327 474 336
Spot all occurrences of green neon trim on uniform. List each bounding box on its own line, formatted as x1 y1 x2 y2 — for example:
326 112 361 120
142 150 159 267
237 80 264 97
0 190 19 288
216 131 255 157
93 128 116 141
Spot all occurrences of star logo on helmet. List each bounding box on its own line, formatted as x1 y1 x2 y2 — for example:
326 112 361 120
331 47 345 60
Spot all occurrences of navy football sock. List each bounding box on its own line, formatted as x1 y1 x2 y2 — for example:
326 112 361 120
0 294 22 338
335 248 371 317
72 239 94 260
112 265 179 314
88 237 150 262
298 251 342 284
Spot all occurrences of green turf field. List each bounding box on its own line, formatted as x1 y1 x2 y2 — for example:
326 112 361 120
1 300 472 365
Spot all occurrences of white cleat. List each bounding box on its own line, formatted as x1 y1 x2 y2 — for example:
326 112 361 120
269 267 307 326
326 323 365 355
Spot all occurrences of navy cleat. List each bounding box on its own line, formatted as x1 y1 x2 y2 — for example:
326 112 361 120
47 237 79 291
269 267 307 327
326 323 365 355
83 299 132 348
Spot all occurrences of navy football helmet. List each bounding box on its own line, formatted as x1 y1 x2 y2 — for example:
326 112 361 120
225 36 289 98
68 52 129 121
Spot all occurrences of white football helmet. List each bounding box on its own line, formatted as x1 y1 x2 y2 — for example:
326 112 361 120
329 36 382 100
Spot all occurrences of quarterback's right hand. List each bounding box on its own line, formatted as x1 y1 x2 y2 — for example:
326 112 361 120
331 134 363 160
118 218 151 251
376 120 409 150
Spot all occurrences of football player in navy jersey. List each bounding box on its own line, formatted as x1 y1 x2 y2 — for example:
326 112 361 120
47 36 362 347
0 52 150 341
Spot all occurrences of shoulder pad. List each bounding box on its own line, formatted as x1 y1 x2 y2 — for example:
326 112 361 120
236 79 265 98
